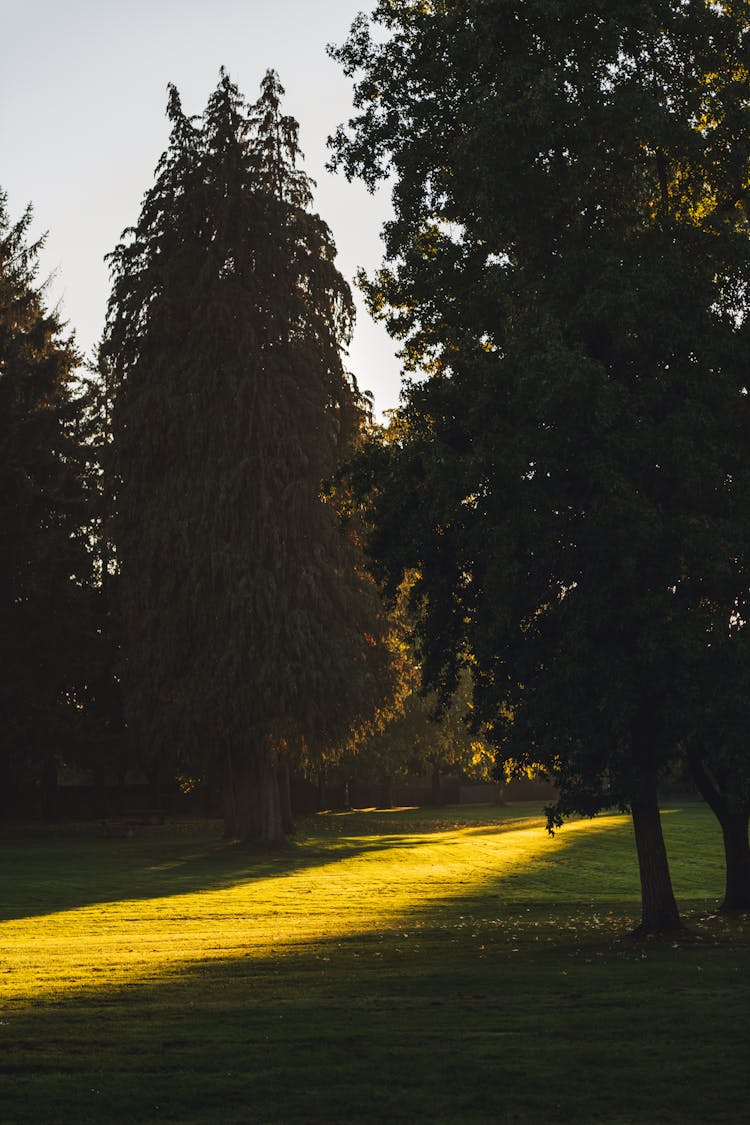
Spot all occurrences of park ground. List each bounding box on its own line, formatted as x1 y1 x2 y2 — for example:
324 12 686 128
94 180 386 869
0 802 748 1124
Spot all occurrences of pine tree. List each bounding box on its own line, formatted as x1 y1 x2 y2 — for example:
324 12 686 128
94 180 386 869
0 190 91 816
70 346 126 800
105 72 393 842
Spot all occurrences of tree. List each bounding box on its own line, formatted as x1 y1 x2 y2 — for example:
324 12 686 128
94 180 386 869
70 345 126 802
330 1 750 932
683 629 750 910
333 567 493 807
0 190 93 816
333 644 493 807
105 71 394 843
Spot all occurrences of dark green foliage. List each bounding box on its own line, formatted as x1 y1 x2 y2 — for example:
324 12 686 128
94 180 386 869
338 661 493 804
0 190 93 815
330 2 750 928
105 72 393 841
71 346 126 788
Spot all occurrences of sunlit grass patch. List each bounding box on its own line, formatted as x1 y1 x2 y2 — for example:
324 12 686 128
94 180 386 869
1 807 634 1008
1 803 747 1124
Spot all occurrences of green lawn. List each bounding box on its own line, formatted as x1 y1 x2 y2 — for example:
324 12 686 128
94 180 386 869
1 803 747 1124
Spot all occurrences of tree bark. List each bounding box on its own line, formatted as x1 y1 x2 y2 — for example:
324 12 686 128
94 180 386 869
431 765 443 807
222 748 239 838
223 747 284 844
316 770 327 813
278 762 295 836
147 766 163 814
0 748 14 820
93 763 109 818
718 811 750 911
379 774 394 809
41 754 60 821
630 775 683 935
690 754 750 911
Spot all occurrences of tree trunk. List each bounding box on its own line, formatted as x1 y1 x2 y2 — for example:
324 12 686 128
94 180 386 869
222 748 239 838
147 767 163 814
41 754 59 821
316 770 327 812
223 747 284 845
379 774 394 809
630 775 683 935
278 763 295 835
431 765 443 807
689 754 750 911
0 747 15 820
718 811 750 911
93 763 109 818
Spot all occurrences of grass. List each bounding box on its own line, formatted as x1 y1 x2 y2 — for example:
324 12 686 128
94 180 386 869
0 802 747 1123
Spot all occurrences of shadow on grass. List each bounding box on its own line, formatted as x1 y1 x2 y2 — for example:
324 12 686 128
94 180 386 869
0 803 542 924
0 822 449 924
0 803 708 927
1 803 722 940
1 882 748 1125
0 808 738 1120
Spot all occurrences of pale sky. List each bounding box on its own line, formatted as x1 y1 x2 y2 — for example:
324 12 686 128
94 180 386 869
0 0 403 417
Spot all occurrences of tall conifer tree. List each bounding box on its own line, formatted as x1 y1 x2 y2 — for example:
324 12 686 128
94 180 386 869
105 72 392 842
0 191 91 815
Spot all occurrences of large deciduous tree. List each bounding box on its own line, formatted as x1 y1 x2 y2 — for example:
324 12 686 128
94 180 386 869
0 190 92 816
330 1 750 932
105 71 393 843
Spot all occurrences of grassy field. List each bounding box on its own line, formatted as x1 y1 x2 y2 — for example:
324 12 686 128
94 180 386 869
0 802 747 1124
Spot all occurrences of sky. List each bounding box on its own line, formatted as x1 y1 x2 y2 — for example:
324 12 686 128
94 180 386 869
0 0 403 417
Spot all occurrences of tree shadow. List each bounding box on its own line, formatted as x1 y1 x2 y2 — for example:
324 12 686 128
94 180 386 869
1 802 710 933
1 874 747 1125
0 802 560 924
0 818 449 923
0 807 734 1123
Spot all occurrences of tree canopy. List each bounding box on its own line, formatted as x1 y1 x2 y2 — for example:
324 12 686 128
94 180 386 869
0 190 93 815
331 0 750 930
105 71 395 842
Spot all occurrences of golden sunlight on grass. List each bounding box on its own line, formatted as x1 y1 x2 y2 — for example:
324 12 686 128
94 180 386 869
1 813 630 1010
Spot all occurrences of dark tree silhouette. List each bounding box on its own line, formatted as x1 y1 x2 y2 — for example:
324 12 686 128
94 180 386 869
684 632 750 911
0 190 92 816
331 1 750 932
105 72 393 843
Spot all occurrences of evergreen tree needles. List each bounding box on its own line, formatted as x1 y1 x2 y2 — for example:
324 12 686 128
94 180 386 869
0 190 92 815
105 72 393 842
